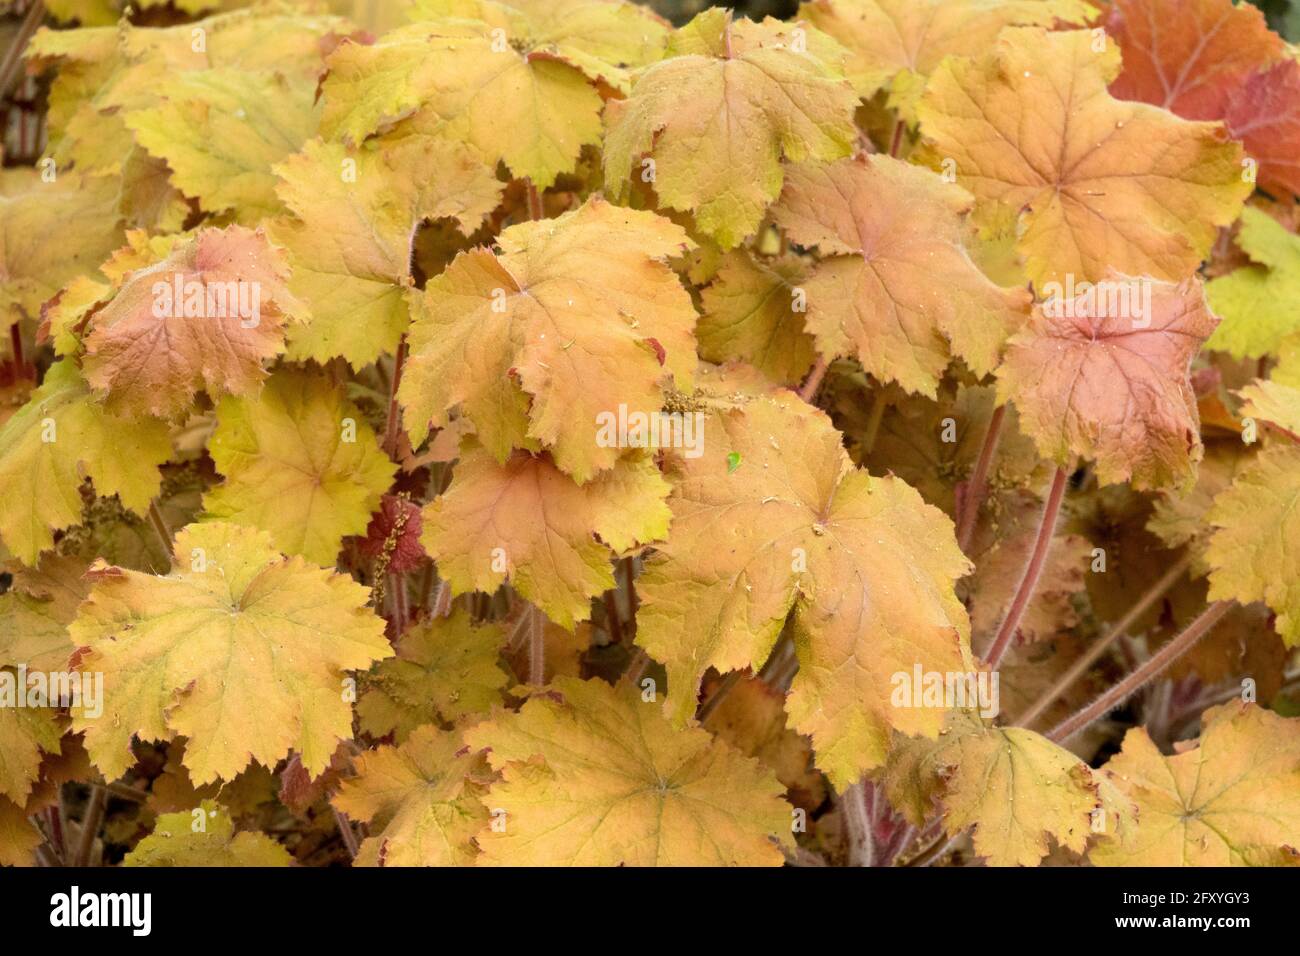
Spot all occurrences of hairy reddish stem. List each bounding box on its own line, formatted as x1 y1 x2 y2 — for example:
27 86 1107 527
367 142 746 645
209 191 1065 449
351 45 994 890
1014 553 1193 729
956 403 1006 553
887 117 906 157
841 780 875 867
981 466 1068 670
9 322 28 376
1046 601 1234 743
0 2 44 99
333 807 361 860
525 180 543 221
798 356 830 403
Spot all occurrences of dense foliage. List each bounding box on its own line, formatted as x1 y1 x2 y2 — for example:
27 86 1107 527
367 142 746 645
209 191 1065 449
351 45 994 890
0 0 1298 867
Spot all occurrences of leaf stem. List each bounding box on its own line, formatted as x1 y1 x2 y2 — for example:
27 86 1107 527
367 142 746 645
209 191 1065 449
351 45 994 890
1045 600 1234 743
980 466 1068 671
45 804 65 863
860 389 888 457
9 321 29 377
955 403 1006 553
382 335 408 459
73 784 106 867
798 355 830 403
525 179 543 221
0 1 44 100
1013 552 1193 728
903 829 961 867
333 806 360 860
526 605 545 685
147 500 173 569
887 117 906 158
840 779 875 867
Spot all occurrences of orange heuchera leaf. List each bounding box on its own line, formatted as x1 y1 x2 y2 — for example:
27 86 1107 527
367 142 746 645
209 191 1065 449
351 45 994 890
996 274 1216 490
1091 703 1300 866
772 155 1030 395
332 725 491 867
69 522 392 785
603 8 859 249
397 197 697 483
465 676 793 866
919 28 1250 286
1225 60 1300 201
420 442 670 629
1105 0 1283 121
800 0 1093 100
81 225 303 420
696 251 816 387
636 394 972 789
884 711 1106 867
271 136 502 368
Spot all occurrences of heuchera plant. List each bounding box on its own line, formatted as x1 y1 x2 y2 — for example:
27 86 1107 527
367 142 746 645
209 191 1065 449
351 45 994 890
0 0 1297 868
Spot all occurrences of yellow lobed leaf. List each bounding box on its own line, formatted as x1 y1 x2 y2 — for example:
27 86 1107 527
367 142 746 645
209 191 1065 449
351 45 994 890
407 0 671 92
884 711 1104 867
800 0 1094 100
702 674 826 807
466 676 793 865
1091 703 1300 866
1206 207 1300 360
0 706 63 806
636 393 972 788
0 361 172 566
918 28 1250 287
1238 377 1300 437
0 170 124 330
69 521 392 784
1148 440 1251 576
0 555 89 673
28 10 351 180
333 724 491 867
696 251 816 387
772 155 1030 394
1206 443 1300 646
272 135 503 368
124 799 291 867
80 225 302 420
125 69 322 224
321 20 603 188
398 197 697 482
996 274 1216 490
357 610 509 740
420 442 670 629
0 796 43 868
603 9 859 249
203 368 396 566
